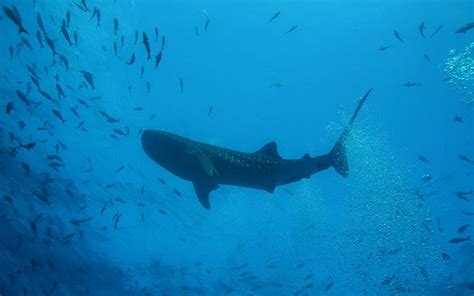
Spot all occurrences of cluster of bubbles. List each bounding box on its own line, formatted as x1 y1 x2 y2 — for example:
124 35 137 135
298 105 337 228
443 42 474 107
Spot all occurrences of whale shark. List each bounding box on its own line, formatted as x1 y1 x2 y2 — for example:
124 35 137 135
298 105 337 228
142 89 372 209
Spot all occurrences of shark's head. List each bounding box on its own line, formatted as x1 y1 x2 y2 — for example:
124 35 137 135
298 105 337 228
141 129 196 180
141 129 181 165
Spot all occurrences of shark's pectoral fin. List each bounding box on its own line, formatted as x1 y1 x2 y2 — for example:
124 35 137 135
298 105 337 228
193 181 219 210
264 186 275 193
195 152 218 177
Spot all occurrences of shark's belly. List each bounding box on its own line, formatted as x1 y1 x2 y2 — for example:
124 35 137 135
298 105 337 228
212 158 281 191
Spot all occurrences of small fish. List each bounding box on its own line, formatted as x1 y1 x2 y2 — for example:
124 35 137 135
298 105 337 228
77 98 89 108
70 217 92 226
325 282 334 292
16 89 32 106
456 22 474 34
36 31 44 47
126 53 135 65
66 10 71 27
44 35 57 55
421 174 431 182
49 162 64 170
37 13 45 34
100 202 107 215
35 191 51 205
418 22 425 37
115 198 125 204
140 66 145 79
423 54 431 64
393 30 403 43
113 128 127 136
154 27 159 41
73 31 78 45
115 165 124 174
283 188 293 195
154 51 162 69
58 140 68 150
173 188 182 197
459 155 474 164
418 155 429 163
17 120 26 129
113 17 119 35
454 116 463 123
63 233 76 240
142 32 151 60
403 81 420 88
56 83 66 99
21 36 33 50
430 25 442 38
4 195 14 206
449 236 470 244
59 55 70 70
378 45 391 51
464 211 474 216
20 142 36 150
456 190 472 201
52 109 65 124
6 101 14 114
285 25 298 34
21 161 30 176
208 105 213 116
268 11 280 23
157 178 166 184
9 46 13 59
457 224 470 233
91 7 100 21
204 18 210 31
3 6 29 34
76 121 85 129
40 90 55 103
73 0 89 12
194 26 200 36
61 24 72 46
80 70 95 89
179 78 183 93
96 9 101 26
160 35 166 51
441 252 450 261
147 82 150 93
47 154 62 162
113 213 122 229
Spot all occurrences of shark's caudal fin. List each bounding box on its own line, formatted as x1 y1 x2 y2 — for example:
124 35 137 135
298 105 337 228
329 88 372 177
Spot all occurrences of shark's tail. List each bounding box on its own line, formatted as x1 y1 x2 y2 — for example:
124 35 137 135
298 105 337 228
329 88 372 177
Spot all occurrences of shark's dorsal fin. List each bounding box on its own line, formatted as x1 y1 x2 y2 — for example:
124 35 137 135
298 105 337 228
193 181 219 210
256 141 281 159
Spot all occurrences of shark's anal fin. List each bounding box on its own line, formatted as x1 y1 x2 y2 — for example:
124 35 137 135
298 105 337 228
195 152 218 177
193 181 219 210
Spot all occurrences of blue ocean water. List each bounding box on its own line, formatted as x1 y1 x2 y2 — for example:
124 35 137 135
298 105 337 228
1 0 473 295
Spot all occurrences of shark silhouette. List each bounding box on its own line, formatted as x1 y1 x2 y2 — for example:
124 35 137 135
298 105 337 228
142 89 372 209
